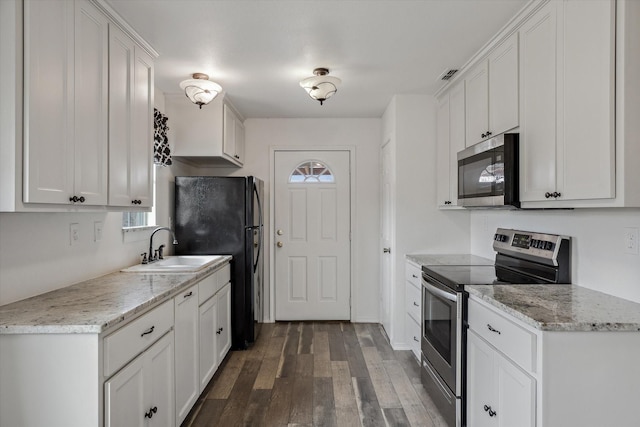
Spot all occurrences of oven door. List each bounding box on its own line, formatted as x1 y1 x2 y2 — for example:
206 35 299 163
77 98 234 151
421 275 459 395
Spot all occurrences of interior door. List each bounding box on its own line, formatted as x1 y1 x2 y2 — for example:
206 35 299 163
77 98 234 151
274 150 351 320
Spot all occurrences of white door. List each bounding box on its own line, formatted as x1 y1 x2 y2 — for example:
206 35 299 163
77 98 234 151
380 140 394 334
274 150 351 320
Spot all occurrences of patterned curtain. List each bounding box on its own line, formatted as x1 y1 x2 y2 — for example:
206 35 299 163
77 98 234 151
154 108 172 166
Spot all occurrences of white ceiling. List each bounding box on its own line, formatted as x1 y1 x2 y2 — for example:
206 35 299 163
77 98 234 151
105 0 527 119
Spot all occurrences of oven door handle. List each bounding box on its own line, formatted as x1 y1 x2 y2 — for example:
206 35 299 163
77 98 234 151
422 279 457 302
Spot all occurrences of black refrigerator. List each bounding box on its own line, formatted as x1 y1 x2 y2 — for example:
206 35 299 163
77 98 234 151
174 176 263 350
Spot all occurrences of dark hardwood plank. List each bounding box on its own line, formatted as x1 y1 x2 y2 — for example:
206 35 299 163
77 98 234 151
354 323 376 347
295 353 314 378
352 376 387 427
242 389 272 426
216 359 262 425
368 323 396 361
254 356 279 390
264 336 285 359
382 407 412 427
276 353 297 378
207 351 247 399
313 377 338 427
298 322 314 354
289 376 314 424
262 377 294 426
272 321 289 337
361 346 401 409
343 324 370 378
188 398 226 427
283 322 301 355
328 323 347 361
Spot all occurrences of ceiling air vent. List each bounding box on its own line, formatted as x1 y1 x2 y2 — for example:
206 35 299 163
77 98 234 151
439 69 458 81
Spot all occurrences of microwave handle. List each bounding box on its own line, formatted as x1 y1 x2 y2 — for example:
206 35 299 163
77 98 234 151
422 279 457 302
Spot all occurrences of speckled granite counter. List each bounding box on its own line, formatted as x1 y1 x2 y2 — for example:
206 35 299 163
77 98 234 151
467 284 640 332
0 255 232 335
406 253 494 267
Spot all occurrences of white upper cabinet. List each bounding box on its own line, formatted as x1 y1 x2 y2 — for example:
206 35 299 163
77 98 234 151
437 81 465 208
108 24 154 208
465 32 519 147
519 0 615 204
167 94 245 167
23 0 109 206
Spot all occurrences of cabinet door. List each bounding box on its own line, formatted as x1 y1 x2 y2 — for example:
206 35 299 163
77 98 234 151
519 2 558 202
465 60 489 146
467 331 496 427
73 0 108 205
108 24 136 207
222 103 237 161
436 94 451 207
489 32 519 138
174 287 199 425
235 118 245 164
105 350 147 427
495 351 535 427
130 46 154 207
558 0 615 201
145 331 175 427
216 283 232 362
23 0 75 204
199 295 218 392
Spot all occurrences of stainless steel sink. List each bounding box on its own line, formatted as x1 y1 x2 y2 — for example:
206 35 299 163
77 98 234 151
121 255 225 273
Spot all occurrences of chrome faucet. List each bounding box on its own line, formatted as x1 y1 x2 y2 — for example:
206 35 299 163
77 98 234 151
148 227 178 263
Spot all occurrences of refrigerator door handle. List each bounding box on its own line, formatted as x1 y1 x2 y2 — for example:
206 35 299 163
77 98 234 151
253 181 263 273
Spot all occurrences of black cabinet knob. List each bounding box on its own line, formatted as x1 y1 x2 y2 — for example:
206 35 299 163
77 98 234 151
481 133 486 138
69 195 86 203
545 192 552 199
144 406 158 419
486 131 492 136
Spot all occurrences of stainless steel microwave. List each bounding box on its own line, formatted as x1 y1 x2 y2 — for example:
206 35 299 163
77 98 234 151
457 133 519 208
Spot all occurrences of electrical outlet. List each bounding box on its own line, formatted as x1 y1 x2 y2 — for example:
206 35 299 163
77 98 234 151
70 223 80 246
94 221 103 242
624 227 639 255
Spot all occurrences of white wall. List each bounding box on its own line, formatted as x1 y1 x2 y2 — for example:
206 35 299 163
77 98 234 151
470 209 640 303
181 118 381 322
0 90 193 305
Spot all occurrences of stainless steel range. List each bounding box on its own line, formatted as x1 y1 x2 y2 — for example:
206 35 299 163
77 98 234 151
420 228 571 427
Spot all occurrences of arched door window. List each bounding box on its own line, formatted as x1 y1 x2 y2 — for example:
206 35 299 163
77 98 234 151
288 160 335 183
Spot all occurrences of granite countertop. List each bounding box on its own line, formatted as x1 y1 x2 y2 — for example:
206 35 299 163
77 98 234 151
467 284 640 332
0 256 232 335
406 253 494 267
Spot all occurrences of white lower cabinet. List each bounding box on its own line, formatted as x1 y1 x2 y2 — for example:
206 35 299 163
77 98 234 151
199 281 231 392
174 285 199 425
105 331 175 427
404 260 422 360
467 330 535 427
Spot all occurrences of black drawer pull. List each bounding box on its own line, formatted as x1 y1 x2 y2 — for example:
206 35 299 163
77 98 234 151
141 326 155 337
184 291 193 298
487 324 501 334
216 327 223 335
413 302 419 307
413 336 419 342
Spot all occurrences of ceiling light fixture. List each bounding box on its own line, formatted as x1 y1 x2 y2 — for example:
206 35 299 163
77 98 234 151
179 73 222 109
299 68 341 105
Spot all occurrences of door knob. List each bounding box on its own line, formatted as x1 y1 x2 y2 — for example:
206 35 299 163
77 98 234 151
277 229 283 235
383 247 391 253
277 242 283 248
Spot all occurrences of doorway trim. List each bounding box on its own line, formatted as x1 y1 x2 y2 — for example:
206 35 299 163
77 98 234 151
269 146 357 322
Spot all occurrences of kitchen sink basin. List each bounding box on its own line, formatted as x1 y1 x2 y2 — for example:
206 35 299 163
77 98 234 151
121 255 225 273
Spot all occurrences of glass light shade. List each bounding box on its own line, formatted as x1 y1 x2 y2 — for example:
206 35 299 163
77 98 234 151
179 78 222 109
299 75 341 105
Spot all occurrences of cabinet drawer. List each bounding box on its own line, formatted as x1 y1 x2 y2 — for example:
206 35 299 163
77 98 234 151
104 299 174 377
406 314 421 361
405 281 421 323
199 263 231 304
198 273 218 304
405 262 421 288
468 298 536 372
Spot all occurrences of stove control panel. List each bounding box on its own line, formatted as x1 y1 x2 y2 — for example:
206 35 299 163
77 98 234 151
493 228 570 266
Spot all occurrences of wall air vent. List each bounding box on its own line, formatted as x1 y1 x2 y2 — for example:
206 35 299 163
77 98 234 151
439 69 459 81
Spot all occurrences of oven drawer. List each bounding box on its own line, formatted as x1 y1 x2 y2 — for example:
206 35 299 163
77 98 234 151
405 261 421 288
468 297 536 372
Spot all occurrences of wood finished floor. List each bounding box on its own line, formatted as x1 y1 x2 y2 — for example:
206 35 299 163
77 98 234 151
183 322 447 427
